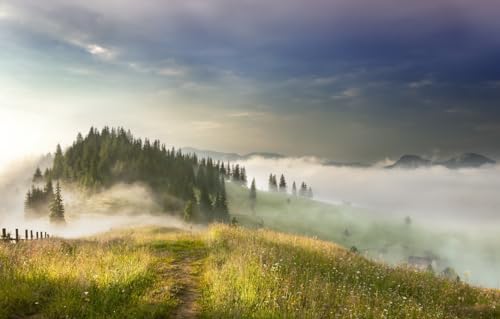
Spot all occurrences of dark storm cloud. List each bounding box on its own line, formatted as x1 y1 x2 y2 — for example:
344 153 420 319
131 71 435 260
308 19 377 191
1 0 499 160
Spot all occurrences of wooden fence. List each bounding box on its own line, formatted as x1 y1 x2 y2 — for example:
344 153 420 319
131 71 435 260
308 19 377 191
1 228 50 243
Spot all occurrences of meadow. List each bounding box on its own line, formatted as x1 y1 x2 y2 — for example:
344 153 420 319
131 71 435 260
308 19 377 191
1 225 498 318
226 183 500 288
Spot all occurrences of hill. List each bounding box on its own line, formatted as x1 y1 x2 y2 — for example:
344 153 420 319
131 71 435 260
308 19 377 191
23 127 251 223
0 225 498 318
386 155 432 169
439 153 496 169
387 153 496 169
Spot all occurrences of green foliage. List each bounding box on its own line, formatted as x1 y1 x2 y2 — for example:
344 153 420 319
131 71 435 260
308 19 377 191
201 225 500 319
49 181 65 224
33 167 43 182
25 179 54 218
29 127 243 223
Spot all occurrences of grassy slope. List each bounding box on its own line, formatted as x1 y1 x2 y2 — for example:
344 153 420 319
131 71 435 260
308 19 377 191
226 182 500 270
0 227 206 319
1 226 499 319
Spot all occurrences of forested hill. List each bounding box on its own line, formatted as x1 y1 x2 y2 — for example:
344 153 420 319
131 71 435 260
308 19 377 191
26 127 248 223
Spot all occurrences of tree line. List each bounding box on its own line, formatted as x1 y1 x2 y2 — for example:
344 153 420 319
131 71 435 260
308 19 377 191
268 174 313 198
25 127 248 224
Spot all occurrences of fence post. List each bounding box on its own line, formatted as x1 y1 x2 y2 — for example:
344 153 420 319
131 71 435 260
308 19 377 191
36 232 39 240
1 228 5 240
25 229 28 240
30 230 33 240
15 229 19 243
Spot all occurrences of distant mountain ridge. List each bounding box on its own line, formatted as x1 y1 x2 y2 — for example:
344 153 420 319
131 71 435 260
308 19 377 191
183 147 496 169
387 153 495 169
181 147 284 162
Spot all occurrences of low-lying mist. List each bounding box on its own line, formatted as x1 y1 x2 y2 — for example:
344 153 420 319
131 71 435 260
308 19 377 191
0 158 195 238
239 156 500 226
235 156 500 288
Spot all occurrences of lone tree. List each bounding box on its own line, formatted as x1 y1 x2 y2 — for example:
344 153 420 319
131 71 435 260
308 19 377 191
249 178 257 214
49 181 65 224
292 181 297 196
279 174 287 193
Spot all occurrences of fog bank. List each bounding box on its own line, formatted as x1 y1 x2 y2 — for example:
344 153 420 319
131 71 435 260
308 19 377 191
238 156 500 227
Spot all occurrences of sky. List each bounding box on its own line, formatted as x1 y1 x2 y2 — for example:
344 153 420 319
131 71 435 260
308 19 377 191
1 0 500 167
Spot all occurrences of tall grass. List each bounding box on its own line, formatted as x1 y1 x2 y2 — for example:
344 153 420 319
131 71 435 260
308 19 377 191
0 227 201 319
201 225 499 318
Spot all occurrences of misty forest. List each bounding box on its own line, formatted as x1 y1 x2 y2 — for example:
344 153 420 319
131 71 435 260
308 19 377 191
2 0 500 318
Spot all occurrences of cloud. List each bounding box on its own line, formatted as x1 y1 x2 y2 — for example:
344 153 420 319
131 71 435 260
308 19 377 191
191 120 222 131
331 88 361 100
157 67 186 77
85 43 115 60
236 156 500 224
409 79 433 89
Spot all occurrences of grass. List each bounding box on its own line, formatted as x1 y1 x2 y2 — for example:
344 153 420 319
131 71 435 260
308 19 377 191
1 225 499 318
225 182 500 288
0 227 205 319
201 225 500 319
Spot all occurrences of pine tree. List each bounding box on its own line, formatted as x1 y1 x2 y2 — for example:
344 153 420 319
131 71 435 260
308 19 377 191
240 167 247 186
249 178 257 214
52 144 64 179
49 181 65 224
307 187 313 199
33 167 43 182
292 181 297 196
299 182 308 197
279 174 287 193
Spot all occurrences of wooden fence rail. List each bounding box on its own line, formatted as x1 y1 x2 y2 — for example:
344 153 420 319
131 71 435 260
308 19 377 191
1 228 50 243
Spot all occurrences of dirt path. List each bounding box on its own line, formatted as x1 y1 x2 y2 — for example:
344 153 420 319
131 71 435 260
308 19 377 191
168 245 206 319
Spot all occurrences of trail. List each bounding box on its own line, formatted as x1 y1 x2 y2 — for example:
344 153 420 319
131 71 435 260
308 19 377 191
168 242 206 319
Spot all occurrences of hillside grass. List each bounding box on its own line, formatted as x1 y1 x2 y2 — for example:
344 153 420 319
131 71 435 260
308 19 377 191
0 227 205 319
1 225 499 318
201 225 499 318
225 182 500 286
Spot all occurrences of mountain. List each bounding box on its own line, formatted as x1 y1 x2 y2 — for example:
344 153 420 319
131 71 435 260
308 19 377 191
438 153 496 169
386 155 432 169
181 147 284 162
387 153 496 169
324 161 370 168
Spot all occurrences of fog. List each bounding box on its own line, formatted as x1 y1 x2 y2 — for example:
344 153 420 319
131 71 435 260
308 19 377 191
0 158 196 238
1 155 499 288
235 156 500 288
239 156 500 227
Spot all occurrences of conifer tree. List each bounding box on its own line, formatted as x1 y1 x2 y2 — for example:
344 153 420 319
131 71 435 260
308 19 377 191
33 167 43 182
49 181 65 224
307 187 314 199
249 178 257 214
240 167 247 186
292 181 297 196
52 144 64 179
279 174 287 193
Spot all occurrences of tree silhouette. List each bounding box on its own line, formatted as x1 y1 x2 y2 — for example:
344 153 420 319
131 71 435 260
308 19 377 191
249 178 257 214
49 181 65 224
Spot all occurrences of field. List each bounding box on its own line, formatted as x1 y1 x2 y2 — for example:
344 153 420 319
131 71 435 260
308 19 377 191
1 225 499 318
226 183 500 288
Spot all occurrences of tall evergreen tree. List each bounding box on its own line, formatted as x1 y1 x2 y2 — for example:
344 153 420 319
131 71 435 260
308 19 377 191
249 178 257 214
279 174 287 193
49 181 65 224
292 181 297 196
307 187 314 199
52 144 64 179
33 167 43 182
